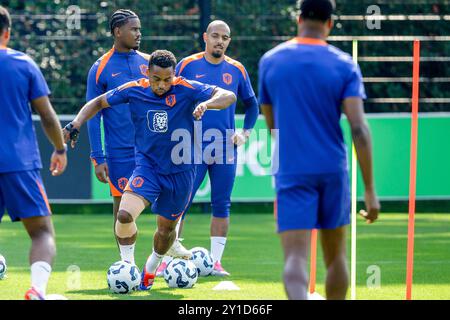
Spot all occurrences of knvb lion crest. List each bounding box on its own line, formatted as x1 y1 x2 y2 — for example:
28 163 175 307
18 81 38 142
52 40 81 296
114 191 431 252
147 110 168 133
223 73 233 85
165 94 176 107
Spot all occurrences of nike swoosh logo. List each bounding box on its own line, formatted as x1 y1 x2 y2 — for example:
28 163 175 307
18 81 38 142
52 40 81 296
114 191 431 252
112 72 122 77
195 74 206 79
171 212 183 218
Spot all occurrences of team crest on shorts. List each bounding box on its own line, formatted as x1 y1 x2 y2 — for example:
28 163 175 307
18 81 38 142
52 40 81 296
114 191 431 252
223 73 233 85
132 177 144 188
117 177 128 190
147 110 168 133
165 94 176 107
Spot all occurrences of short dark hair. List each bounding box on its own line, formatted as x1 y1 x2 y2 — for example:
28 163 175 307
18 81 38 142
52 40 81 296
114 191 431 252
0 6 11 34
298 0 335 22
148 50 177 70
109 9 139 36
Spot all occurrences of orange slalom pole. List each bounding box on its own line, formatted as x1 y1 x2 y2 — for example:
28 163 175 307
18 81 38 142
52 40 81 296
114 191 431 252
309 229 318 294
406 39 420 300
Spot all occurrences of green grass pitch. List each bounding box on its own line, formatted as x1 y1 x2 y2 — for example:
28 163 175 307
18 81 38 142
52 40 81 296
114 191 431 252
1 212 449 300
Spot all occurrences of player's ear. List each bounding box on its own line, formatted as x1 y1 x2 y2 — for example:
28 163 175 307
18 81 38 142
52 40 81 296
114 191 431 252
327 18 334 30
203 32 207 44
2 28 10 43
114 26 120 38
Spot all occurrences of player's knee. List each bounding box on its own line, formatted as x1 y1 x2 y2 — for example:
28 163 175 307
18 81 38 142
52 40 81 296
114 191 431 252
157 225 175 239
117 210 134 224
115 210 137 238
211 201 231 218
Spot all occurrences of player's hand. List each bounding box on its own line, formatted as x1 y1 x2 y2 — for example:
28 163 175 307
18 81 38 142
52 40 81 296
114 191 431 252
359 189 380 224
62 122 80 148
231 130 250 147
193 102 208 120
94 162 109 184
50 147 67 176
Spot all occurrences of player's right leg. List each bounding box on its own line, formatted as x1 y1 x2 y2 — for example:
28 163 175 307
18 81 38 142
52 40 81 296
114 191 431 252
318 171 351 300
155 163 208 277
320 226 348 300
144 168 195 288
276 174 320 300
22 216 56 300
0 170 56 300
108 158 136 264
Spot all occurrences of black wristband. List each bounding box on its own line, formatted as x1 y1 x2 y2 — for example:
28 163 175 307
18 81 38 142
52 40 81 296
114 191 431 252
55 144 67 155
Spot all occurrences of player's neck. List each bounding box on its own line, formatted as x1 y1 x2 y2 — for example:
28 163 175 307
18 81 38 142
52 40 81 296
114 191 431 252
297 29 326 41
204 51 224 65
113 42 134 53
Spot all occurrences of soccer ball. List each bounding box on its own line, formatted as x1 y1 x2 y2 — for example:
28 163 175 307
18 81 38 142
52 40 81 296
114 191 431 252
106 261 141 294
189 247 213 276
0 255 6 280
164 258 198 288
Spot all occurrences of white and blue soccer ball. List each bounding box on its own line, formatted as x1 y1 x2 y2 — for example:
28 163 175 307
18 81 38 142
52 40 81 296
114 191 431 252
189 247 213 276
0 254 6 280
164 258 198 288
107 261 141 294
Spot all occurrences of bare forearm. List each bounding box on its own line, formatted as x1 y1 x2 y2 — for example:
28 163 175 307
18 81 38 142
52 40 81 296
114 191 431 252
72 96 105 129
40 108 65 150
352 123 375 190
205 89 237 110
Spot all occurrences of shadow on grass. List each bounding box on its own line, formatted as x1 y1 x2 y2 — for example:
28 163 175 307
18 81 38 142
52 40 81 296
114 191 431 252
66 287 185 300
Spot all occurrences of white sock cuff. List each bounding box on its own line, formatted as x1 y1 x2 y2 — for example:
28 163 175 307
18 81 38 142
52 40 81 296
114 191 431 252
211 236 227 243
31 261 52 273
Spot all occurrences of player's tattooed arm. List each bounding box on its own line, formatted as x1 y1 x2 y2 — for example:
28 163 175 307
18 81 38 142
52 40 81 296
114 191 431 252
63 94 110 147
193 87 237 120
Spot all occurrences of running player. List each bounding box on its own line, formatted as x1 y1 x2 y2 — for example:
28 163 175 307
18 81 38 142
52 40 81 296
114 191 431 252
258 0 380 299
158 20 259 277
86 9 191 264
63 50 236 290
0 6 68 300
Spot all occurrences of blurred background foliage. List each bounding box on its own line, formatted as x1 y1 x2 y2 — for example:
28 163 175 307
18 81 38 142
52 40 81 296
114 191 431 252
2 0 449 114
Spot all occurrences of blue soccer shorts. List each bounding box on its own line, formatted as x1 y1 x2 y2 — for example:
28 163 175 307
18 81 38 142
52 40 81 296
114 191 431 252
275 171 350 232
124 165 195 221
0 169 51 222
183 143 237 219
106 158 136 197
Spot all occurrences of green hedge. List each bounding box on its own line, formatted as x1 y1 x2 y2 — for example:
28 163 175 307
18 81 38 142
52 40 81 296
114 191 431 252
2 0 449 113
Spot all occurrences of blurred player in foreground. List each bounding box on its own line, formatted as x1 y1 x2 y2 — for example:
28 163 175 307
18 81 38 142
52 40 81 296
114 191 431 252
63 50 236 290
259 0 380 299
156 20 259 277
0 6 67 300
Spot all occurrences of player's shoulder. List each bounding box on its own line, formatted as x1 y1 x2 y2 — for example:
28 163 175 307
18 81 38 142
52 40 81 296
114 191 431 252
177 52 205 73
136 50 150 62
178 52 205 65
118 78 150 92
89 48 115 81
327 44 353 62
172 76 198 90
2 48 39 69
260 39 301 63
224 55 248 79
